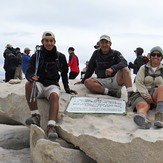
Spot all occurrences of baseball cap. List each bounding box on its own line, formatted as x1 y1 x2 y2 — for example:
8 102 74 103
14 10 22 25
134 47 144 54
24 48 31 52
94 41 100 49
99 35 111 42
5 44 13 48
42 31 55 40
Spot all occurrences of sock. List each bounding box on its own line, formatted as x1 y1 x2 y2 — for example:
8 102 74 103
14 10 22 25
48 120 56 127
104 88 109 95
31 110 40 115
127 87 134 92
156 101 163 113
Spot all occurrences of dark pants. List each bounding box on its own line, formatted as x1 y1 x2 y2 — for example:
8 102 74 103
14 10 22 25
5 68 16 82
69 72 79 79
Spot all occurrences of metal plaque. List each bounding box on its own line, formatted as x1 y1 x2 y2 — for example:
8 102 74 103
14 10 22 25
66 96 126 114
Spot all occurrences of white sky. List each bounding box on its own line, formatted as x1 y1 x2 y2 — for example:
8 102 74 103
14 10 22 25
1 0 163 79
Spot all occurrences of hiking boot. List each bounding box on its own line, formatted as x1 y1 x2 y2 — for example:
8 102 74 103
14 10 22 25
25 114 40 127
154 112 163 128
133 113 152 129
46 125 58 140
108 89 121 98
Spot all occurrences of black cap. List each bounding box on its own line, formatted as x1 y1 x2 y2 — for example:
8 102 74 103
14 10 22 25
94 42 100 49
134 47 144 55
15 47 20 51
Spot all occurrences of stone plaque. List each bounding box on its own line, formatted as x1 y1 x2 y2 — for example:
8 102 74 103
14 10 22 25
66 96 126 114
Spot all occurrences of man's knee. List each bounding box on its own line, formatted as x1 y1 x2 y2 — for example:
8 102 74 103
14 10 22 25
84 78 90 86
49 92 59 101
121 67 130 74
157 85 163 92
25 81 33 90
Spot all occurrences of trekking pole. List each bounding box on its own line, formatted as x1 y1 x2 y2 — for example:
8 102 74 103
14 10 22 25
29 45 42 102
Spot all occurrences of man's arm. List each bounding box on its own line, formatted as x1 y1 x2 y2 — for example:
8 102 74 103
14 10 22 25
110 50 128 72
25 54 36 81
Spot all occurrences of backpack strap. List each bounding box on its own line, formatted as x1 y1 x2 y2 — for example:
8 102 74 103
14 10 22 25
144 65 163 78
144 65 148 78
56 52 61 72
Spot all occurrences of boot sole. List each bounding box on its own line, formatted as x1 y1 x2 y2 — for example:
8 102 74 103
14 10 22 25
25 119 40 127
134 114 152 129
48 133 58 140
154 121 163 128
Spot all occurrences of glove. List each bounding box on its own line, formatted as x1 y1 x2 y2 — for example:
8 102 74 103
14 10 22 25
128 62 133 69
66 88 77 95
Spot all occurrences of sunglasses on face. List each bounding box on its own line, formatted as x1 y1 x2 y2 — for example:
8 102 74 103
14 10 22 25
150 53 162 57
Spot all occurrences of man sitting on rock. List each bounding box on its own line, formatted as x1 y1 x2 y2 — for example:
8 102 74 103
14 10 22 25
76 34 134 101
25 31 77 140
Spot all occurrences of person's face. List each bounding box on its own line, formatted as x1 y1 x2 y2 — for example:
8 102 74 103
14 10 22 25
68 50 73 54
150 51 162 64
26 50 30 54
16 50 20 54
42 38 55 51
99 40 111 54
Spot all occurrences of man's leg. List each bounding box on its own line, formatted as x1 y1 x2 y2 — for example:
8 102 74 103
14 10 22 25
153 86 163 128
84 78 121 98
46 92 59 139
134 102 152 129
25 81 40 126
116 67 132 88
14 67 18 79
18 66 22 80
116 67 134 101
131 94 152 129
49 92 59 121
84 78 104 94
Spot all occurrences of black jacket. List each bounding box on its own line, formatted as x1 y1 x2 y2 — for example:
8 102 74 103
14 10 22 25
129 55 144 74
82 49 128 83
26 46 70 91
3 48 18 71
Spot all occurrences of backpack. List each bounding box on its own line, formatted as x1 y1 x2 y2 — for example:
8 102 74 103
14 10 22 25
35 45 62 73
143 56 149 64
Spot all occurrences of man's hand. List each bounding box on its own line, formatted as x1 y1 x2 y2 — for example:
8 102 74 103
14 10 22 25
31 75 39 81
66 89 77 95
105 68 113 76
74 81 82 85
145 96 154 104
29 75 39 82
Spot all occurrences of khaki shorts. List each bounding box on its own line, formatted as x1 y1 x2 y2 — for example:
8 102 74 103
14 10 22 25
97 74 122 89
36 82 61 100
130 89 157 112
130 92 146 112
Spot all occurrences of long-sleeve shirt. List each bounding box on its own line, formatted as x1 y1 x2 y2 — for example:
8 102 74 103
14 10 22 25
26 46 70 92
136 62 163 99
82 48 128 83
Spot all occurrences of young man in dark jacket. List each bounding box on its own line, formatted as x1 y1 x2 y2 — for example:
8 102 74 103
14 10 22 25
25 31 77 139
77 34 134 101
128 47 145 74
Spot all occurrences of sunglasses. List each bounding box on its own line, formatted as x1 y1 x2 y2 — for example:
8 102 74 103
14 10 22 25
150 53 162 57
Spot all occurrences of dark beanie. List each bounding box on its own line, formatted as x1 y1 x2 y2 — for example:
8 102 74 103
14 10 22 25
150 46 163 56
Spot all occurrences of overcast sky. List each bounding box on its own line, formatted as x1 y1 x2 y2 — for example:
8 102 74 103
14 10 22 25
1 0 163 79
